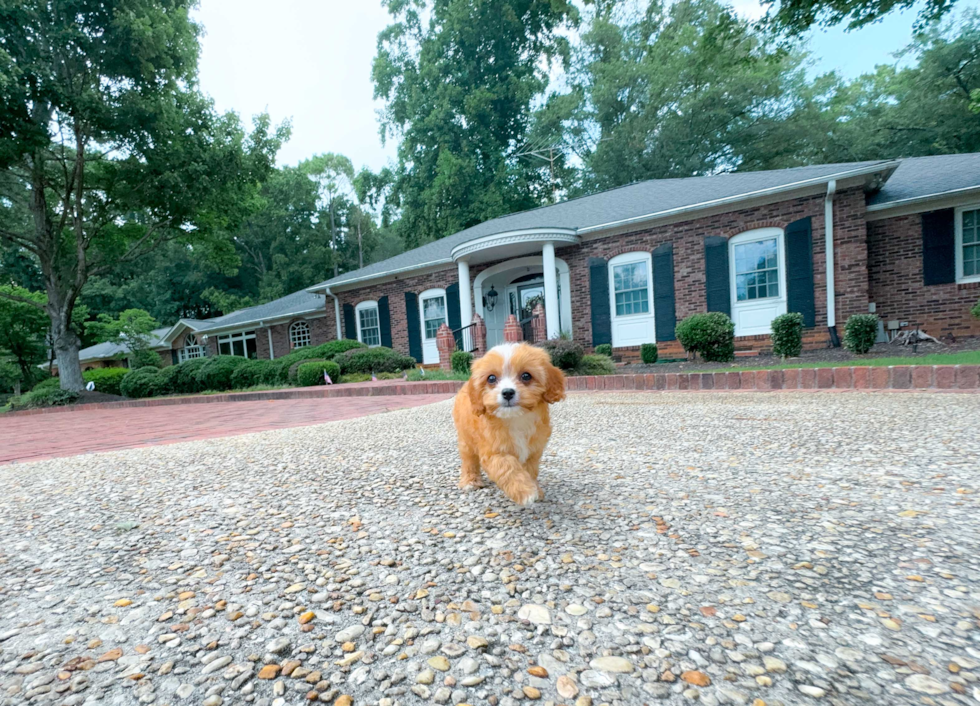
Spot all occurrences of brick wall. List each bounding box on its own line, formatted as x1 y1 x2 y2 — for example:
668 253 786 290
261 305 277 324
868 214 980 340
255 315 333 360
561 187 868 352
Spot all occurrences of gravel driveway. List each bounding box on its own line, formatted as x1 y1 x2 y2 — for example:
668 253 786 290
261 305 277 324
1 392 978 706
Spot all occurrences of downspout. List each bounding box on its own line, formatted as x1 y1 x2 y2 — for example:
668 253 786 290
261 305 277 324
262 322 274 360
325 287 342 340
824 180 840 347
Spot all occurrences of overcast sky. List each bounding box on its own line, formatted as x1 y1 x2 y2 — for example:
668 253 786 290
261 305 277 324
192 0 977 174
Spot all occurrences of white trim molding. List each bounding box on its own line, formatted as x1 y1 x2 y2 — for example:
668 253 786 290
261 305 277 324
956 203 980 284
728 227 787 337
451 228 579 261
355 300 382 347
608 251 656 348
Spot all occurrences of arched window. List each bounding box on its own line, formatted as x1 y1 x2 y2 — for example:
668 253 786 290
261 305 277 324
178 333 205 363
355 300 381 347
290 320 311 349
728 227 787 336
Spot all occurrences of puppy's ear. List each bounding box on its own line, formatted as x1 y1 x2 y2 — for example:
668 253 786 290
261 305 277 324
543 363 566 404
466 379 487 416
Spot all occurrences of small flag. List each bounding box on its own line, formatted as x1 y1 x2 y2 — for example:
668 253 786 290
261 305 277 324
419 366 426 377
371 373 378 382
403 371 408 381
323 370 333 385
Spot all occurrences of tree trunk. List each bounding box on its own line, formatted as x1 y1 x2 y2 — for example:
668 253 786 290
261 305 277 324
50 305 84 391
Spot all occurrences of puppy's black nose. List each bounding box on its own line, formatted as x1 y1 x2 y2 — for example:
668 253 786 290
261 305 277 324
501 388 516 401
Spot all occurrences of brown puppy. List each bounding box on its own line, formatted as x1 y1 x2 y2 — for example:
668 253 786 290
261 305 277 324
452 343 566 505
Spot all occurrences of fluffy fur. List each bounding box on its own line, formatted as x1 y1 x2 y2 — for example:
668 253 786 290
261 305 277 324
452 343 566 505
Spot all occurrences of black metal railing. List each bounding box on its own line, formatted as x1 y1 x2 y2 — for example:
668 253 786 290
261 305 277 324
451 322 478 352
519 313 539 342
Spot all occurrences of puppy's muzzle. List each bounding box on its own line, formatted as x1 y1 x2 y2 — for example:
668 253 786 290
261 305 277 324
501 388 516 403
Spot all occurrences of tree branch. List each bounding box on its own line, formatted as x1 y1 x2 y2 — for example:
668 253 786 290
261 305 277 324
0 288 45 310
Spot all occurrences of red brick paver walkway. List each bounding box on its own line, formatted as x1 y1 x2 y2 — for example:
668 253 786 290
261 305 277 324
0 394 452 466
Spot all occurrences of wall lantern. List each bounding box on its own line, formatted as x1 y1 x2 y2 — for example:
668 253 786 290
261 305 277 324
484 285 498 312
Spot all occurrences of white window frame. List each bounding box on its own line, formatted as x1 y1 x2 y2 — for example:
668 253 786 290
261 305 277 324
608 252 656 348
178 333 205 363
289 320 312 349
728 227 787 337
955 204 980 284
419 288 448 342
355 300 382 347
217 330 257 358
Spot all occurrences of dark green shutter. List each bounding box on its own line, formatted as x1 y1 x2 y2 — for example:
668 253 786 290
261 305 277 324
445 283 462 349
171 350 178 365
343 303 357 340
922 209 955 285
785 217 816 327
704 236 731 315
378 296 392 348
405 291 422 362
652 243 677 341
589 257 612 347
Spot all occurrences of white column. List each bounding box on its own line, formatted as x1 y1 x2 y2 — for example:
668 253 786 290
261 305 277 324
457 259 472 351
542 242 560 339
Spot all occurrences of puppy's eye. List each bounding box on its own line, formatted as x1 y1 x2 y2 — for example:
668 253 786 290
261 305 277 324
520 372 532 383
487 375 497 385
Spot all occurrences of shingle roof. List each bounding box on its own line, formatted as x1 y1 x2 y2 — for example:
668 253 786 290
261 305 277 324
79 327 171 362
869 153 980 207
309 159 898 290
193 289 326 331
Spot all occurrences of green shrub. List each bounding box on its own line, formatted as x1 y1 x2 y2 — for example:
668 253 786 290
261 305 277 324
574 354 616 376
594 343 612 357
333 346 416 374
537 338 584 370
451 350 472 374
675 312 735 362
640 343 658 364
230 359 273 389
297 360 341 387
405 368 469 381
269 339 366 383
129 348 163 369
843 314 879 354
120 367 165 399
972 298 980 320
340 372 374 384
8 387 81 410
31 376 62 393
195 356 249 392
160 357 210 394
770 312 804 358
82 368 129 396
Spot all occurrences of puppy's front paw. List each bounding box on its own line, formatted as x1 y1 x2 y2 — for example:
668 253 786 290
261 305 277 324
508 482 542 507
458 478 485 491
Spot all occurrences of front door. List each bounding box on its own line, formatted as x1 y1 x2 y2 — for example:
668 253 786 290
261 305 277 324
609 253 656 348
419 289 447 364
729 229 786 336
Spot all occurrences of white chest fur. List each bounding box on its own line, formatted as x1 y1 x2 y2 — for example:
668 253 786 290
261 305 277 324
502 411 539 463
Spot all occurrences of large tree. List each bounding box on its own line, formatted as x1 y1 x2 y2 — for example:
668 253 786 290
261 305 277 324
373 0 579 247
763 0 957 35
0 0 285 390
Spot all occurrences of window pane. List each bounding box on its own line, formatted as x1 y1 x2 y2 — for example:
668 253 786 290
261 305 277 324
219 341 231 356
423 296 446 338
965 209 976 229
232 339 245 357
733 239 779 300
246 337 257 359
362 327 380 346
964 244 978 276
612 261 650 316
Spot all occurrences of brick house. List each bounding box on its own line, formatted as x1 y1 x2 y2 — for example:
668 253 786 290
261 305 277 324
306 155 980 363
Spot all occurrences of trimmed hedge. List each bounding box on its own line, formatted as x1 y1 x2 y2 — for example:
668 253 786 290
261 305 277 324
771 312 804 358
160 357 210 394
231 359 275 389
296 360 341 387
194 355 250 392
843 314 879 354
675 312 735 362
594 343 612 357
121 367 165 399
83 368 129 396
8 387 80 410
538 339 584 370
575 354 616 376
333 346 416 374
270 340 366 383
451 350 472 374
640 343 658 364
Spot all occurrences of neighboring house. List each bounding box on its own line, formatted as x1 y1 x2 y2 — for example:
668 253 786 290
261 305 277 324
47 327 172 374
306 154 980 363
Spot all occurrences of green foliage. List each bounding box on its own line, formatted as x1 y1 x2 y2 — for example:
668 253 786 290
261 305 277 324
8 387 80 410
843 314 879 354
195 356 250 392
333 347 416 375
160 357 210 395
405 368 470 382
574 354 616 376
31 377 62 393
770 312 805 358
640 343 659 364
675 312 735 362
764 0 953 34
594 343 612 357
538 339 585 370
297 361 342 388
120 368 165 399
0 361 21 393
373 0 579 245
972 297 980 319
271 340 366 383
85 309 159 356
340 373 374 384
0 0 286 389
451 350 473 374
0 285 49 387
83 368 129 397
230 359 275 390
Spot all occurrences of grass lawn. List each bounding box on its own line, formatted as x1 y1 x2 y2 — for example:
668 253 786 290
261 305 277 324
729 350 980 372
